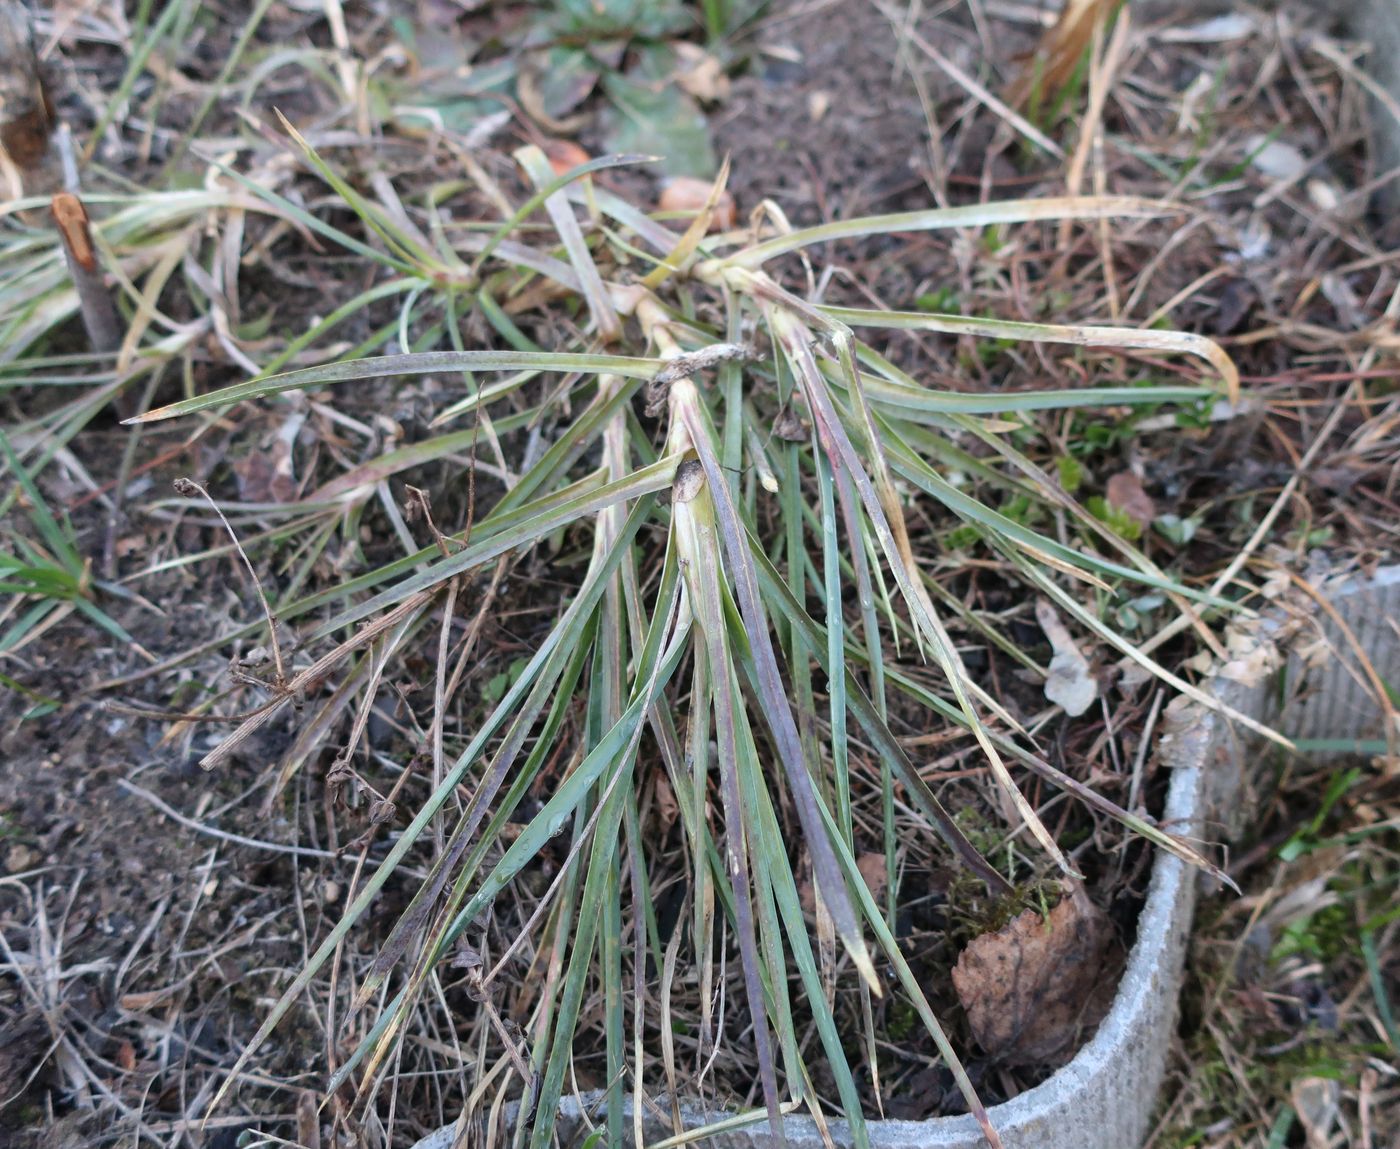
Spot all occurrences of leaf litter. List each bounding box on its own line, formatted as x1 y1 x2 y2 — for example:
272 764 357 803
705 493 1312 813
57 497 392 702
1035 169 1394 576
952 884 1121 1067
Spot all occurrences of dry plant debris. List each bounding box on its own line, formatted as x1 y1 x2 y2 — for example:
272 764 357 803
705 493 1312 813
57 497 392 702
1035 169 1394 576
952 884 1119 1067
0 0 1396 1147
1151 748 1399 1149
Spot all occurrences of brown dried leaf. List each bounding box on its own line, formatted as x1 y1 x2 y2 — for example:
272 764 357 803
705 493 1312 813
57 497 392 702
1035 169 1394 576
0 2 53 173
297 1088 323 1149
772 405 809 442
118 986 180 1011
543 138 591 177
856 852 888 903
798 853 815 916
800 851 888 914
232 433 298 503
652 771 679 830
1005 0 1117 109
657 176 736 231
952 888 1118 1066
1105 470 1156 530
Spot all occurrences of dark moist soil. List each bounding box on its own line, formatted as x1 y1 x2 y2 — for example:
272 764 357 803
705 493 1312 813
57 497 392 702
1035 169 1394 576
3 0 1398 1145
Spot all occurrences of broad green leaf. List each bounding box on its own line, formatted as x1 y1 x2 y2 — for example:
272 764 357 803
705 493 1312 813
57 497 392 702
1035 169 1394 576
603 71 716 178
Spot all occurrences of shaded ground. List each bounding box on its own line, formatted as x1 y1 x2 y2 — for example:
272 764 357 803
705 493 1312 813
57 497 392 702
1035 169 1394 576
1 1 1398 1147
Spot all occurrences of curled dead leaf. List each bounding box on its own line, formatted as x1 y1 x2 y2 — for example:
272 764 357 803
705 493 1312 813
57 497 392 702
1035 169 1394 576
297 1088 323 1149
1247 135 1307 181
652 771 679 830
233 446 296 503
1105 470 1156 531
952 887 1118 1066
1291 1077 1340 1149
658 176 736 232
1036 599 1097 717
856 852 888 904
772 405 809 442
1216 623 1280 687
543 139 591 177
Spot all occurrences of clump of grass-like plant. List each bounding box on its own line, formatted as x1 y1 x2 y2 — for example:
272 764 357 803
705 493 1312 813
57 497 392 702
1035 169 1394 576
126 138 1283 1148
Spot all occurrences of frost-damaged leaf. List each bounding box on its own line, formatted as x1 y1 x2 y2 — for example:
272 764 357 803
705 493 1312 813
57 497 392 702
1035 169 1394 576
761 301 1077 879
676 382 880 992
747 535 1012 895
519 47 598 126
953 886 1120 1066
669 451 785 1141
818 303 1240 404
1037 599 1097 718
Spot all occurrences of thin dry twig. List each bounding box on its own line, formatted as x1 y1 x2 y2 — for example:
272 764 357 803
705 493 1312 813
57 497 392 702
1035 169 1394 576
117 780 343 860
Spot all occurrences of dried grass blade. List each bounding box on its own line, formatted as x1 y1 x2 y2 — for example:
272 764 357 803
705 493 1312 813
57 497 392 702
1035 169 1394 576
515 145 621 342
311 456 677 637
724 195 1173 268
821 304 1240 403
205 496 657 1118
1005 0 1119 108
641 156 732 290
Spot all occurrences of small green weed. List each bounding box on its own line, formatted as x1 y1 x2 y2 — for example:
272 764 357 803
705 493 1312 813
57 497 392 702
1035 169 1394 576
0 430 131 688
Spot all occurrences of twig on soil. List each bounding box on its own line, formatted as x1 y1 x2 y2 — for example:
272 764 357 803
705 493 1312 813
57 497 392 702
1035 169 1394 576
172 477 288 686
117 780 342 860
